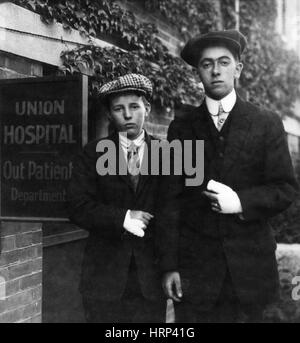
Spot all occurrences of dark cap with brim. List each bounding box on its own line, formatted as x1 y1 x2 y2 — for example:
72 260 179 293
181 29 247 68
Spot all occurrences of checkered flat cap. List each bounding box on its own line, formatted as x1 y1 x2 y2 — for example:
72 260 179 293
99 73 153 100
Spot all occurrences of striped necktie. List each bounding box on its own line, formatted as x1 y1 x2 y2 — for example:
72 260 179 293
127 143 140 192
216 102 228 131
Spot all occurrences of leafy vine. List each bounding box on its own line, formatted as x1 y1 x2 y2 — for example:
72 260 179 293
221 0 300 117
10 0 300 117
60 45 203 109
141 0 220 40
11 0 203 109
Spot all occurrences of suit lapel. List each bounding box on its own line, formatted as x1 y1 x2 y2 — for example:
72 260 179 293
135 131 152 196
111 133 133 190
113 131 153 195
192 97 253 179
192 103 216 163
220 97 252 178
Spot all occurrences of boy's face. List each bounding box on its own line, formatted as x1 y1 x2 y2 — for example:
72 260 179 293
197 46 243 100
108 93 150 140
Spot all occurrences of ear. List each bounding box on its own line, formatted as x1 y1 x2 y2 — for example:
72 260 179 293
234 62 243 80
145 103 151 117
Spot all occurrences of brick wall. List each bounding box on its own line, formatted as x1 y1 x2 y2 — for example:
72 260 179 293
0 222 43 323
119 0 183 56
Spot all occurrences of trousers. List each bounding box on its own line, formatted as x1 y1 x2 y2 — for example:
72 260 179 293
82 255 166 323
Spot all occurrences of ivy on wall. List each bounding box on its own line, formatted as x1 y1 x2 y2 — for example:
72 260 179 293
10 0 300 117
221 0 300 117
60 45 202 109
141 0 220 40
11 0 204 110
13 0 169 58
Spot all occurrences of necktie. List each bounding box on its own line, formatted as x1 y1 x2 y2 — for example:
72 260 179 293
127 143 140 192
216 102 228 131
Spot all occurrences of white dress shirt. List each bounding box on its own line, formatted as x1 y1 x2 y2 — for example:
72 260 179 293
119 130 145 165
205 89 237 129
119 130 147 236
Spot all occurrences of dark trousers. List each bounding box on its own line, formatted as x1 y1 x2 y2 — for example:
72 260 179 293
175 270 263 323
83 257 166 323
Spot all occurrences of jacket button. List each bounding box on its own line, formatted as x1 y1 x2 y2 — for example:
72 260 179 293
219 136 225 142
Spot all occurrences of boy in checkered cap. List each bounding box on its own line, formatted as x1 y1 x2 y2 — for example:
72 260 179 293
68 73 166 323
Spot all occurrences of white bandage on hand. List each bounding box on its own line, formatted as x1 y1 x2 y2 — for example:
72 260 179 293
123 210 146 237
207 180 232 193
206 180 243 214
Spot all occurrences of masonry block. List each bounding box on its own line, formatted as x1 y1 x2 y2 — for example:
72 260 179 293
15 231 43 248
0 222 42 323
1 236 16 253
1 222 41 237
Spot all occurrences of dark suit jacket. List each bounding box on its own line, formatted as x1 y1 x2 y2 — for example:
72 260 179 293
157 96 299 310
67 132 163 302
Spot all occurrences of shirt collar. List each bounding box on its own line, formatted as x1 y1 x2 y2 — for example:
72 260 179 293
205 89 237 115
119 130 145 149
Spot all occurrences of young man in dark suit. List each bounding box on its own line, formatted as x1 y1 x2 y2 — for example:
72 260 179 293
158 30 299 322
67 74 165 323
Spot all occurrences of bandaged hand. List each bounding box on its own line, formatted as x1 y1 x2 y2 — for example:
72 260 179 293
123 210 146 237
203 180 243 214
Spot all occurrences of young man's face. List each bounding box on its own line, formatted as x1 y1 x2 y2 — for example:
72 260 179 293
108 93 150 140
197 46 243 100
